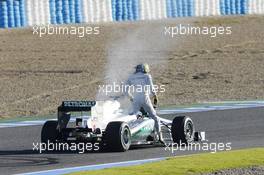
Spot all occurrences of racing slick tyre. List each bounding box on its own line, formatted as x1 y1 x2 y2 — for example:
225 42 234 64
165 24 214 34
171 116 194 144
41 121 59 144
105 122 131 152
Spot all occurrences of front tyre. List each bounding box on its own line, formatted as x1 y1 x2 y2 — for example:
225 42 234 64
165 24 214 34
105 122 131 152
171 116 194 144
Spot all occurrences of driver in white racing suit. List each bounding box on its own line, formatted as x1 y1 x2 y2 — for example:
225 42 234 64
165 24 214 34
125 64 164 143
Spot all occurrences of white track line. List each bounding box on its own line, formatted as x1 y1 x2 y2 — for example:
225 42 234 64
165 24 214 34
1 101 264 128
17 157 166 175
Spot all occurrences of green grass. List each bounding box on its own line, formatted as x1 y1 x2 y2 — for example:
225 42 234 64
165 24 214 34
68 148 264 175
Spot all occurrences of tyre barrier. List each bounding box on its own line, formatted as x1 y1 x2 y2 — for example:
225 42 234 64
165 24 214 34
0 0 263 28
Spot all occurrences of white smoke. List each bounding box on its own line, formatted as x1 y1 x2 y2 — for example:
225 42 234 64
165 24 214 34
97 25 173 101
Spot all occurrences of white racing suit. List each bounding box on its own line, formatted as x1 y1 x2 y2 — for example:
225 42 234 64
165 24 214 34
126 72 161 138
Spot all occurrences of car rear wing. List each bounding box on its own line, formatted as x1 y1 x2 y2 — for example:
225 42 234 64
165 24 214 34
57 101 96 130
58 101 96 112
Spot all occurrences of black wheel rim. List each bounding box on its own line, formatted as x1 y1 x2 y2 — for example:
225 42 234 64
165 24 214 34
121 126 131 147
123 129 129 144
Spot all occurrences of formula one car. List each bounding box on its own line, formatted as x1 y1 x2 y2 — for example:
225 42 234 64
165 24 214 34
41 100 201 152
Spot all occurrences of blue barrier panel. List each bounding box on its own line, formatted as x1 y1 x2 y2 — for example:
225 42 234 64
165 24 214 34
132 0 139 20
75 0 82 23
131 0 136 20
220 0 248 15
188 0 194 16
220 0 225 15
14 0 21 27
221 0 228 15
0 2 2 27
0 1 9 28
178 0 183 17
19 0 26 26
122 0 128 20
171 0 177 17
168 0 193 17
175 0 180 17
7 0 15 27
241 0 248 14
226 0 231 15
112 0 117 21
166 0 172 18
172 0 177 17
231 0 236 14
112 0 139 21
69 0 75 23
116 0 123 21
62 0 70 23
235 0 240 14
56 0 63 24
50 0 56 24
182 0 187 17
127 0 133 20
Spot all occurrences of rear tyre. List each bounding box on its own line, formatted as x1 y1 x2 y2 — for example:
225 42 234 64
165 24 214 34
41 121 59 144
171 116 194 144
104 122 131 152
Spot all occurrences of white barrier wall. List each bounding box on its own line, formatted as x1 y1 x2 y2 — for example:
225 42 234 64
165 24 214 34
249 0 264 14
140 0 167 20
83 0 112 23
0 0 264 28
195 0 221 16
26 0 50 26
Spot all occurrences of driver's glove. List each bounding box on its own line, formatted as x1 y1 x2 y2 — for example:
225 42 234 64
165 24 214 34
153 95 158 108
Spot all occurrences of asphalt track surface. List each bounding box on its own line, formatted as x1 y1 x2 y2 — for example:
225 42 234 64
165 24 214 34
0 107 264 175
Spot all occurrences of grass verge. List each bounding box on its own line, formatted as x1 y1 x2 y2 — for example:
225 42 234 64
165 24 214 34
68 148 264 175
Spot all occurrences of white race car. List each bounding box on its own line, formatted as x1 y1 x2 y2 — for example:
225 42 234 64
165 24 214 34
41 100 201 152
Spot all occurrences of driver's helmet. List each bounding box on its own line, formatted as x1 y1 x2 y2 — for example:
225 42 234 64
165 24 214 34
135 63 150 73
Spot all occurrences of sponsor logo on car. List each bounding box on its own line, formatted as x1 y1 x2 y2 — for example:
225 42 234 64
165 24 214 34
63 101 96 107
